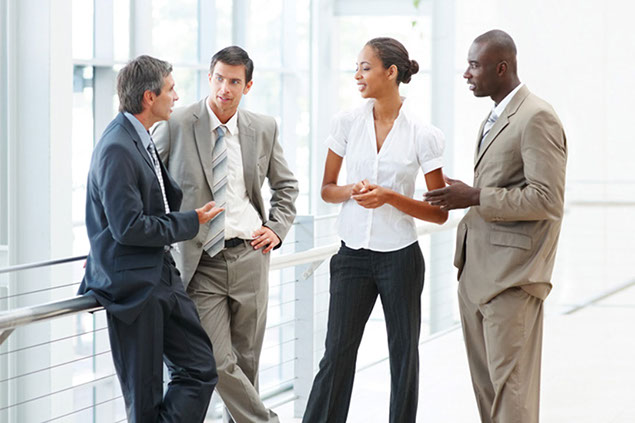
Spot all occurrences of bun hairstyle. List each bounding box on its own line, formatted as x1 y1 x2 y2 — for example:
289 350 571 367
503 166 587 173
366 37 419 84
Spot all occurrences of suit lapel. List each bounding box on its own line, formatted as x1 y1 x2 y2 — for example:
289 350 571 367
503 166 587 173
119 113 155 173
193 99 215 195
237 110 257 196
474 85 530 168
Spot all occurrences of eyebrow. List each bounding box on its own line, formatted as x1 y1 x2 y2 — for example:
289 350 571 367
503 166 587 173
357 61 371 66
214 72 243 82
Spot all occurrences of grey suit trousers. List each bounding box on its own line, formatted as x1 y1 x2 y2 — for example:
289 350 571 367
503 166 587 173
187 241 279 423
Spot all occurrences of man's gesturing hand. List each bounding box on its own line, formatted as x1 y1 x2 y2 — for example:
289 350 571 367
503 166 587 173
423 176 481 211
195 201 224 224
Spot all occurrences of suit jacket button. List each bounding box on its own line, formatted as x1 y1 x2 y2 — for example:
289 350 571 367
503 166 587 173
196 242 202 248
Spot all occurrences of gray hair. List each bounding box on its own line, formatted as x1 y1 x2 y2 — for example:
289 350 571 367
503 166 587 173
117 55 173 114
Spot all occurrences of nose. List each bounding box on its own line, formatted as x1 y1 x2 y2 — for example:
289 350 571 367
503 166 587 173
173 89 179 102
463 68 471 79
354 69 362 80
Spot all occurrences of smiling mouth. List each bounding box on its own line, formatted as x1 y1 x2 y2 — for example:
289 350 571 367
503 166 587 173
467 82 476 91
357 83 366 91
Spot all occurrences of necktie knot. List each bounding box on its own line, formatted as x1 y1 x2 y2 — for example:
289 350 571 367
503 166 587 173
215 126 225 139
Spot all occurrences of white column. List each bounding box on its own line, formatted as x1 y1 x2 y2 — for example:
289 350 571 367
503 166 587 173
9 0 74 421
130 0 152 56
429 0 457 333
280 0 298 177
198 0 216 97
232 0 248 47
310 0 335 216
94 0 116 138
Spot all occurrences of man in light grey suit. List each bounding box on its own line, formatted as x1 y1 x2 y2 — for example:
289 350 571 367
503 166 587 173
425 30 567 422
153 46 298 423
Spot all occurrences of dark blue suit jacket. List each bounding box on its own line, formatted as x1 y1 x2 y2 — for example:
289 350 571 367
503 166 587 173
78 113 199 324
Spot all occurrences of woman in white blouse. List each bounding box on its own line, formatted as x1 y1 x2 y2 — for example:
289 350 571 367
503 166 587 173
302 38 448 423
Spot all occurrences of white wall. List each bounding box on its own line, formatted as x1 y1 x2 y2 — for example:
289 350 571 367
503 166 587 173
452 0 635 201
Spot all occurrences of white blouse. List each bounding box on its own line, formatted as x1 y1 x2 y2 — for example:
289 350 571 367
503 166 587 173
328 99 444 252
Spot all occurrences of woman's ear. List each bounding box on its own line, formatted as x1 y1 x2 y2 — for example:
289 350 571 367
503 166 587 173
387 64 398 82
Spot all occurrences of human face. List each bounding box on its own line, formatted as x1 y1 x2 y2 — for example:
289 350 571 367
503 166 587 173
354 45 395 99
149 73 179 124
208 61 253 122
463 41 502 99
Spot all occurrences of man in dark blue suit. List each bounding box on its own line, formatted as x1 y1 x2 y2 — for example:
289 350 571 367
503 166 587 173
78 55 223 422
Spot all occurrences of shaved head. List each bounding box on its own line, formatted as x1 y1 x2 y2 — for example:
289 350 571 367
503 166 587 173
464 29 521 103
473 29 518 75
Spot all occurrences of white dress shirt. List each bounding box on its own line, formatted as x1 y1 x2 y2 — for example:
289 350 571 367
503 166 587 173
491 83 525 125
206 101 262 240
328 99 445 252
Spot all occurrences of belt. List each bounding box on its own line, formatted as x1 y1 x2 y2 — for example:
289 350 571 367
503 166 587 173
224 238 245 249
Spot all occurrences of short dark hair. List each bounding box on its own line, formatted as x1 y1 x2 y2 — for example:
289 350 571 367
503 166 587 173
209 46 254 83
117 55 173 114
366 37 419 84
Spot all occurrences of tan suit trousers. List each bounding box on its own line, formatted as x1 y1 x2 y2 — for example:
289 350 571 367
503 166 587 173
187 241 279 423
458 283 544 423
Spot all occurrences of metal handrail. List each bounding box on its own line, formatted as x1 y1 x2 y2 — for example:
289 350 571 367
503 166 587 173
0 255 87 275
0 218 462 343
0 295 101 331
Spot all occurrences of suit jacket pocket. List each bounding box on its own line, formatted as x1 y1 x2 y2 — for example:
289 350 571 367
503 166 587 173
115 253 158 271
454 222 467 270
489 230 532 250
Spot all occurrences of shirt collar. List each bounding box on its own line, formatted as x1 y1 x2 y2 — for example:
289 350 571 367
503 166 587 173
365 96 410 122
206 97 239 136
491 82 524 119
123 112 153 151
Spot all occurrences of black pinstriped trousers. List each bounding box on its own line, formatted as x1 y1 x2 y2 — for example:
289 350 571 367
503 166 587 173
303 241 425 423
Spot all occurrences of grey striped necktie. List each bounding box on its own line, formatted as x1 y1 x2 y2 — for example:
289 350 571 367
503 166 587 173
203 126 228 257
147 141 171 214
479 111 498 151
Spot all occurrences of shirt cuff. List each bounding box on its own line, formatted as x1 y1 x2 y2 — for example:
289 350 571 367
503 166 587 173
326 135 346 157
420 157 443 175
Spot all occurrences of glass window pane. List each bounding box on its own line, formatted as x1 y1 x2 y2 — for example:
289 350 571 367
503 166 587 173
296 0 311 71
172 67 199 108
334 15 432 122
72 66 94 255
245 71 281 119
152 0 198 63
215 0 233 49
113 0 130 61
0 14 7 246
72 0 94 59
247 0 282 69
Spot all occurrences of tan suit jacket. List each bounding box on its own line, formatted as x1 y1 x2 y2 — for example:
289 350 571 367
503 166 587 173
153 99 299 286
455 85 567 305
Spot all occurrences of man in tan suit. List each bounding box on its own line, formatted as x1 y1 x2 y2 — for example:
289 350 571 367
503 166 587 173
425 30 567 422
153 46 298 423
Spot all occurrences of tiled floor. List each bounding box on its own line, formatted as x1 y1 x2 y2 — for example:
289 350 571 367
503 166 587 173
272 282 635 422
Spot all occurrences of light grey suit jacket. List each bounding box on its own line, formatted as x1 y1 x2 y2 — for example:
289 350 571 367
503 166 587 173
153 99 299 286
455 86 568 305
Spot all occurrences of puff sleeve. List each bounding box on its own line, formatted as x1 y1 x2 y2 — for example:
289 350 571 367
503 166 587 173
416 124 445 174
325 110 355 157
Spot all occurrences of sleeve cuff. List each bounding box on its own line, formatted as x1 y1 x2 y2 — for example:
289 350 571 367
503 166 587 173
420 157 443 175
326 135 346 157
